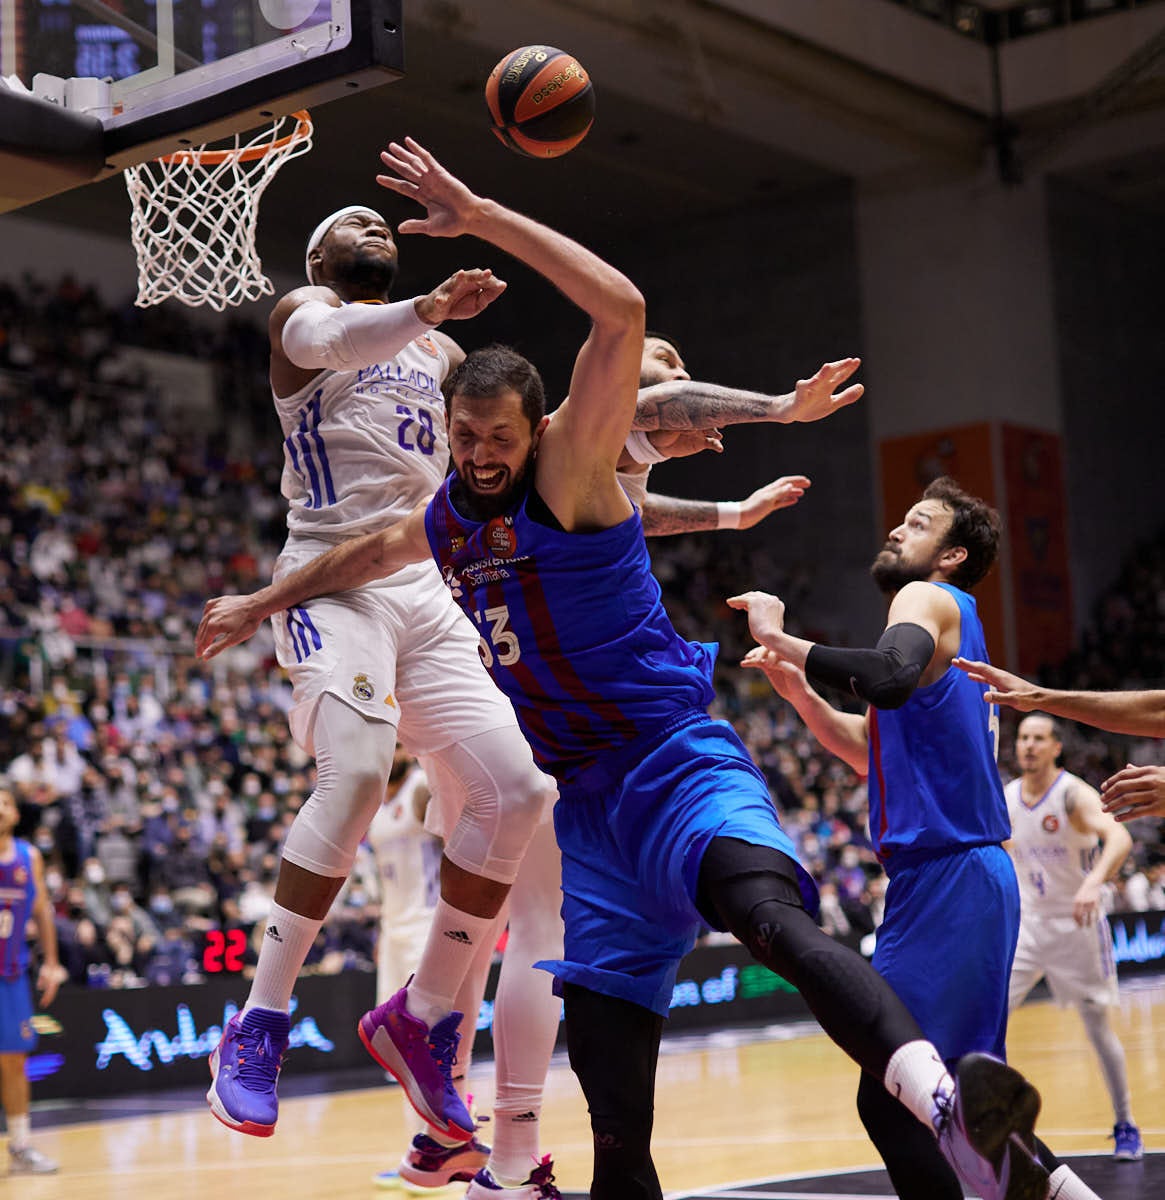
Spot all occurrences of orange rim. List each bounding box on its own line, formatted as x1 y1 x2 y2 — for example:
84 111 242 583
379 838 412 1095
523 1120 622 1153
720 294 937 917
160 110 312 165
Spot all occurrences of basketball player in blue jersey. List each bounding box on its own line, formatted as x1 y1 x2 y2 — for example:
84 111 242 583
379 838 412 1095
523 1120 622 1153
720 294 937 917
734 480 1099 1200
0 786 62 1175
197 138 1051 1200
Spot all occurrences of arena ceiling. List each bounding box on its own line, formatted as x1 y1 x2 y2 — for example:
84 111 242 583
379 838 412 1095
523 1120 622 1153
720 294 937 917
14 0 1165 280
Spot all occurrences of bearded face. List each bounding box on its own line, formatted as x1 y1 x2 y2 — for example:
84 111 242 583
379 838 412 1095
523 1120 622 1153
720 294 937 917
870 500 954 595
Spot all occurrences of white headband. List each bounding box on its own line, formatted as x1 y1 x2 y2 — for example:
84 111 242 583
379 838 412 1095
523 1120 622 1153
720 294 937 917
305 205 386 283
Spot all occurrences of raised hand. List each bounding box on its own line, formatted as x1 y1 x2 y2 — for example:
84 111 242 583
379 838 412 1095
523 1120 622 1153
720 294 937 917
788 358 864 423
738 475 811 530
416 268 507 323
742 647 811 700
1100 764 1165 822
726 590 787 649
952 657 1041 710
376 137 482 238
196 595 264 659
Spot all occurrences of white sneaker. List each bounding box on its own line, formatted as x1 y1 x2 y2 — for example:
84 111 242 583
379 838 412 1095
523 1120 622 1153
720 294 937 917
8 1145 59 1175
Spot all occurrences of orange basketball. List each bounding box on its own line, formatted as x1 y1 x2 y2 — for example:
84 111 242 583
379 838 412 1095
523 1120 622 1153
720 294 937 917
485 46 594 159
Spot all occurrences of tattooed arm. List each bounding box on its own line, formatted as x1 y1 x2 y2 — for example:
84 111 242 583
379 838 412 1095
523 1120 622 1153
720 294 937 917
641 476 810 537
632 358 863 431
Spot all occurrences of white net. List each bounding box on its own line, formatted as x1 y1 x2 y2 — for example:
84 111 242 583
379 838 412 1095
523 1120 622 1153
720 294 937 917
124 111 314 311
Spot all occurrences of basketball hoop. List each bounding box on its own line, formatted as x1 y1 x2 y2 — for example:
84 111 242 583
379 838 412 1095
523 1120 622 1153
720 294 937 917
124 110 314 311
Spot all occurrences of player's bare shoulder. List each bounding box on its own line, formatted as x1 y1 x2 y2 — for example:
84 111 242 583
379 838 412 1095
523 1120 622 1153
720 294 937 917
430 329 464 374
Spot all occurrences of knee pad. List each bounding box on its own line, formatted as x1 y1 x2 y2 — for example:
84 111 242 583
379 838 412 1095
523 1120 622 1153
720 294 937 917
430 729 557 885
281 695 397 878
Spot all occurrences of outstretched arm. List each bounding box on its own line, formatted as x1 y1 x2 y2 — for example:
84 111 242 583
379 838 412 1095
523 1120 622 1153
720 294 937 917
632 359 863 431
641 475 810 537
196 505 431 658
729 581 953 709
742 651 869 775
953 659 1165 737
377 138 644 517
270 269 506 397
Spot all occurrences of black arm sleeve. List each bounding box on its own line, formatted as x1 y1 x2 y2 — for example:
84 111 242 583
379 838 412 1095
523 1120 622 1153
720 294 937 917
804 623 936 710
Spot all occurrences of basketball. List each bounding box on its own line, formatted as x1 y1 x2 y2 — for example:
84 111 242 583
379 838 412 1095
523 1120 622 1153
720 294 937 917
485 45 594 158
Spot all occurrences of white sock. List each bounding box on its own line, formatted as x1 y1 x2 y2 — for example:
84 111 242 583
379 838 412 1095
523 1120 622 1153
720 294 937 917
406 901 496 1028
883 1040 954 1133
1047 1163 1102 1199
244 902 324 1013
7 1114 30 1151
490 1089 544 1185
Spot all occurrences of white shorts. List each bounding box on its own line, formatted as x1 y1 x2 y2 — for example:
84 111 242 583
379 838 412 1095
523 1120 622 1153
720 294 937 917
1009 911 1119 1009
271 546 520 758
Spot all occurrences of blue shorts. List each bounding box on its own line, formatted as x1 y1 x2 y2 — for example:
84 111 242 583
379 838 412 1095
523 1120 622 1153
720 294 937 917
0 974 37 1053
536 711 817 1016
874 844 1019 1064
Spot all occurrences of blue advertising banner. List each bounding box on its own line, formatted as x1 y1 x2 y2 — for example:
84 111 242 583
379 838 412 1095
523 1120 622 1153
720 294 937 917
26 911 1165 1101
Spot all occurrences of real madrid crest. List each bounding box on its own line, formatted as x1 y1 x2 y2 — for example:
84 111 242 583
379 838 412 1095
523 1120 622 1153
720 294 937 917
352 673 375 702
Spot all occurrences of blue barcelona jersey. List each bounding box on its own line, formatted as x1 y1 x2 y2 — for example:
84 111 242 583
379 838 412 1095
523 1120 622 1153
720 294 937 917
425 478 717 784
867 583 1008 872
0 841 35 978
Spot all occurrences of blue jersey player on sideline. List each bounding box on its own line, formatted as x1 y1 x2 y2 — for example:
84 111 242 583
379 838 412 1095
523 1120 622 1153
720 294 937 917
196 139 1050 1200
0 785 62 1175
735 478 1101 1200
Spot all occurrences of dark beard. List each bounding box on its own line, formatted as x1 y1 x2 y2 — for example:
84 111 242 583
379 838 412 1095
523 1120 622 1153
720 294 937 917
870 548 927 595
336 250 398 294
450 451 536 522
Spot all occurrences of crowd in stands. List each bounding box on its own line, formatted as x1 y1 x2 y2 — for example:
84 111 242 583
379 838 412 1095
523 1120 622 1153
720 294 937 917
0 273 1162 990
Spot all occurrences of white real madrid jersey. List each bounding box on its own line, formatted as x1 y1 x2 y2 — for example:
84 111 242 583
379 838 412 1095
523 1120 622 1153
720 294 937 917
1006 771 1100 916
274 330 451 540
366 765 440 912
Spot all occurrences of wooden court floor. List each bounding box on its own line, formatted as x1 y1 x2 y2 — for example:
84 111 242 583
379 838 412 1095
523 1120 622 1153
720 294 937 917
13 976 1165 1198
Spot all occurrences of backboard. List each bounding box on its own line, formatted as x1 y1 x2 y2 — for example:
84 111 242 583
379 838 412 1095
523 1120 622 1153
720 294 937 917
0 0 403 211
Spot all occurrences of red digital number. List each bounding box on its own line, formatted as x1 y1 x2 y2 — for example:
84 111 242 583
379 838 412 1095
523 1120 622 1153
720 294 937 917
225 929 247 973
203 928 247 974
203 929 225 974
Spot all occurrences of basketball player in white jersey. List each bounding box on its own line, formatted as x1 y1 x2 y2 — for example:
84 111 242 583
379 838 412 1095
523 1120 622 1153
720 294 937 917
1006 713 1143 1161
206 205 560 1155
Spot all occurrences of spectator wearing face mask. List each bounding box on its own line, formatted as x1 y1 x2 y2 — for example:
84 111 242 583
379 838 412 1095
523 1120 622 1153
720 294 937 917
79 857 112 926
145 884 182 933
107 880 161 943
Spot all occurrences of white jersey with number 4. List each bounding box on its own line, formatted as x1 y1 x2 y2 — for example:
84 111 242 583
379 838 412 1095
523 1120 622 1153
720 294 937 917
1006 771 1100 918
274 330 451 542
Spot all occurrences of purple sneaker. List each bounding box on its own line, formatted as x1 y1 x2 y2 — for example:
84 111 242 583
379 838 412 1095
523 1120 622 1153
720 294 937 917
936 1053 1047 1200
1111 1120 1144 1161
207 1007 290 1137
379 1131 491 1188
358 985 475 1142
466 1156 562 1199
